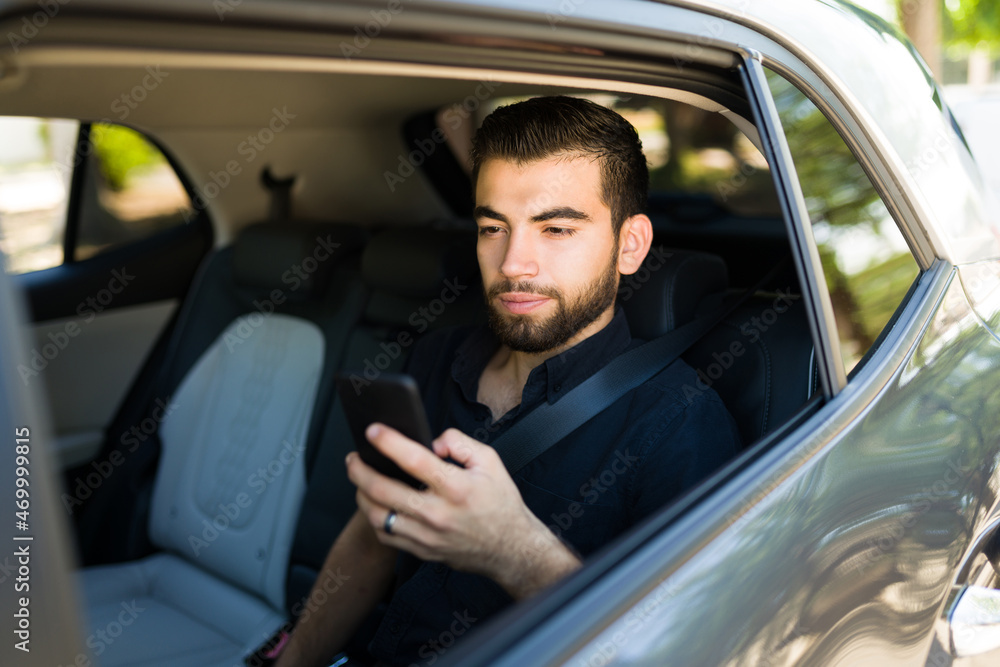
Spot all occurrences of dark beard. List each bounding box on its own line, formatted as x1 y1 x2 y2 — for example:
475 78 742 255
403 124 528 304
485 250 619 354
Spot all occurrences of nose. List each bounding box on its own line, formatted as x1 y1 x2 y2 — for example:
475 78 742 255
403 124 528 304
499 226 539 280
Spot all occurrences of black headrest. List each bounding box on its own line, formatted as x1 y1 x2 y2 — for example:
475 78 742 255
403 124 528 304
232 222 365 297
620 247 729 340
361 228 479 298
359 228 482 328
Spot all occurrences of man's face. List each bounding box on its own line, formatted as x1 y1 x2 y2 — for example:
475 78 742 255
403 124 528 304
474 156 621 354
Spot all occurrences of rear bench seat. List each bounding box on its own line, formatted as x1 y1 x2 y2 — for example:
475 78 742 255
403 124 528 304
77 221 369 666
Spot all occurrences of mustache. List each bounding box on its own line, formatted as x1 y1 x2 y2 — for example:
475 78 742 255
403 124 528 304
486 280 561 301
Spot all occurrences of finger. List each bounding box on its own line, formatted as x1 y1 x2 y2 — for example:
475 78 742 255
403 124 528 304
355 488 417 539
356 488 444 557
432 428 482 468
354 485 384 522
366 423 455 491
348 451 440 519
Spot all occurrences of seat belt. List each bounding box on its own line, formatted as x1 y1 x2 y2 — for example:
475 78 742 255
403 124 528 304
491 259 790 475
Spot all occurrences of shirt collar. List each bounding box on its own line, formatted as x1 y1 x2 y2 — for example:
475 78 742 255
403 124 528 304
451 306 633 408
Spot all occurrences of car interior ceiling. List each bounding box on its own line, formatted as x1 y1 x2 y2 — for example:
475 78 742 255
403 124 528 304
7 57 819 662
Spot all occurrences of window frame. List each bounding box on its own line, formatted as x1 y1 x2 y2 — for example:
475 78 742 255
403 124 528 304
56 120 199 270
62 122 89 264
1 117 200 276
741 51 930 394
9 119 214 322
738 51 846 396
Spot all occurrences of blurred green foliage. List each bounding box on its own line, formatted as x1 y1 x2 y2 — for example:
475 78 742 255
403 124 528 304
91 123 163 191
766 67 919 372
940 0 1000 49
766 72 882 231
844 251 919 342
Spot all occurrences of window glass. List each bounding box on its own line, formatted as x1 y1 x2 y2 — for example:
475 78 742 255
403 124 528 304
0 119 193 274
447 92 781 219
75 123 193 261
619 96 779 219
765 69 920 374
0 117 78 273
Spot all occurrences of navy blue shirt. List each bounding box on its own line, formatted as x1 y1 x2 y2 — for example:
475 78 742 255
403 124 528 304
368 307 740 666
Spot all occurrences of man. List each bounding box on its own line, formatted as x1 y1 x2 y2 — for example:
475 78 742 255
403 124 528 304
276 96 740 666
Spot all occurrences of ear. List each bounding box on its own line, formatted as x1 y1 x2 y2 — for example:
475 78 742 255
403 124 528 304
617 214 653 276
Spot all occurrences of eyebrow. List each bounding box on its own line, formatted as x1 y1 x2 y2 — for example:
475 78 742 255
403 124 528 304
473 205 508 223
473 205 592 224
530 206 591 223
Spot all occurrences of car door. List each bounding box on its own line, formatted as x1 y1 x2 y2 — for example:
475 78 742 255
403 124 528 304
2 119 212 473
0 241 85 665
432 7 1000 667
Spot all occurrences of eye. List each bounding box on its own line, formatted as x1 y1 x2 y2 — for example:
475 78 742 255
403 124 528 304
545 227 575 237
478 225 504 237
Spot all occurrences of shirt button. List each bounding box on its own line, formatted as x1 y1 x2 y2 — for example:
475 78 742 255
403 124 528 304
390 622 402 635
554 384 562 392
435 564 447 574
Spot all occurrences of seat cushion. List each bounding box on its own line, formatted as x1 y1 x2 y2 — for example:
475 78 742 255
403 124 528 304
78 553 285 667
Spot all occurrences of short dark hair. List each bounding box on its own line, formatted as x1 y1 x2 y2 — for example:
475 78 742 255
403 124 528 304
470 95 648 234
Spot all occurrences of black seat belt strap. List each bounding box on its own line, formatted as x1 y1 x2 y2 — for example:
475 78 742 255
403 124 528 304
491 258 790 475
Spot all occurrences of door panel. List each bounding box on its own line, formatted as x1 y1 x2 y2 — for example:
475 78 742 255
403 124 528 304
7 119 214 471
25 300 178 468
0 243 85 665
17 211 210 323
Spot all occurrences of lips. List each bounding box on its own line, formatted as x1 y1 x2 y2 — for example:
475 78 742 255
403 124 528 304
498 292 550 314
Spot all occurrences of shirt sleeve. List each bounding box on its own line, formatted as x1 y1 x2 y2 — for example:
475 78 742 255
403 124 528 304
628 388 742 524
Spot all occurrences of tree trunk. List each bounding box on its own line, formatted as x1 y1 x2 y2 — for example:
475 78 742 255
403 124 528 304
900 0 942 80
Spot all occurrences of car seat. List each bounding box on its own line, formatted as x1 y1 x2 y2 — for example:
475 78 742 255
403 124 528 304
620 248 816 446
77 221 367 666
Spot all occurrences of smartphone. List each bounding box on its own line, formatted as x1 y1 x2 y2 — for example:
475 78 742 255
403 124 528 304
335 372 434 489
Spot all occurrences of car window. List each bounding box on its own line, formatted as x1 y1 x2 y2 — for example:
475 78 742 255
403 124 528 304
0 117 78 273
627 96 779 219
436 92 781 220
564 94 778 219
765 70 921 375
0 119 194 274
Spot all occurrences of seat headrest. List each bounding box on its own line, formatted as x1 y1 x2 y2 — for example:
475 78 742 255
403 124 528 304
232 222 365 297
620 247 729 340
361 228 479 298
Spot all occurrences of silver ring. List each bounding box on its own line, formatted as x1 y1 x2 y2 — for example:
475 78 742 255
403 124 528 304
383 510 398 535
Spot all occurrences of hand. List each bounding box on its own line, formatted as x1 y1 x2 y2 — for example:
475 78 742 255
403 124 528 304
346 424 581 599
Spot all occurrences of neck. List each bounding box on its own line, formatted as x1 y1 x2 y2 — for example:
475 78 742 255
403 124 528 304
489 306 616 391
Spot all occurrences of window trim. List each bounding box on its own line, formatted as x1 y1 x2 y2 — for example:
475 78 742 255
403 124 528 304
62 122 89 265
748 55 927 387
61 120 201 267
738 50 846 396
